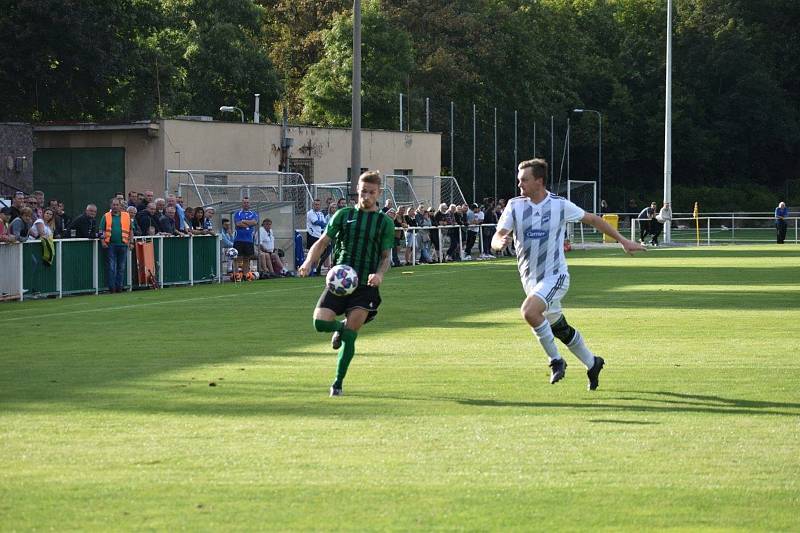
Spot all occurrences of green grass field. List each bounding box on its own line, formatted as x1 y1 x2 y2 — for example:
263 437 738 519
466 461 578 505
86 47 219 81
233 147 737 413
2 245 799 531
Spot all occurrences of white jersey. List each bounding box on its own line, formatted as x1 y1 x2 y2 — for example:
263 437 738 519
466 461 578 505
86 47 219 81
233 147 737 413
497 193 585 284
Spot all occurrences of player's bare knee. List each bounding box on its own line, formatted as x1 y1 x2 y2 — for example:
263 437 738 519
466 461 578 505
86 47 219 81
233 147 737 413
520 306 544 327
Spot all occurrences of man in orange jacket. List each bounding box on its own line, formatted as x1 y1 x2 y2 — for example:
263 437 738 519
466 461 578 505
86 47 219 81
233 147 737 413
99 197 133 293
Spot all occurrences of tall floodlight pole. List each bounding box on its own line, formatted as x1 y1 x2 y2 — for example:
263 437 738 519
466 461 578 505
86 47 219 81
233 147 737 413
450 101 454 175
573 108 602 213
549 116 555 190
425 97 430 132
514 109 518 167
664 0 673 243
566 117 571 182
493 107 498 201
533 121 537 158
350 0 361 197
472 104 477 203
399 93 404 131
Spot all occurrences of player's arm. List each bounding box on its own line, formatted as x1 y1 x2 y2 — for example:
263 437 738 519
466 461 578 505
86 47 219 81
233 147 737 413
367 249 391 287
298 234 331 277
491 228 511 252
581 212 645 255
368 215 395 287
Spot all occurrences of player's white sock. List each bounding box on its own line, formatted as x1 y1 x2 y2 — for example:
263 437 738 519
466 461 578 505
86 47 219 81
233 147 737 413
532 321 562 362
566 330 596 369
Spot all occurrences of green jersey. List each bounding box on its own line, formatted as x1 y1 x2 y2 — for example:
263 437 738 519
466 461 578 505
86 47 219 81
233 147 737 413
324 207 395 286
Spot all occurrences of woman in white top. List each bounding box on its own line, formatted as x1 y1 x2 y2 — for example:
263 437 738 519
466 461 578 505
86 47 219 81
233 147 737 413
29 208 55 239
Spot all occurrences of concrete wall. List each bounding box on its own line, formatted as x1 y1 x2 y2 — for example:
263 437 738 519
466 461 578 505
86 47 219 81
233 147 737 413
34 127 162 197
34 119 442 197
0 123 34 193
287 125 441 182
161 119 440 184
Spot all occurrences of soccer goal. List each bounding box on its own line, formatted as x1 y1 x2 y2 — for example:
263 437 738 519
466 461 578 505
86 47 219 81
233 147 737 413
566 179 597 241
567 180 597 214
165 169 313 229
384 175 467 210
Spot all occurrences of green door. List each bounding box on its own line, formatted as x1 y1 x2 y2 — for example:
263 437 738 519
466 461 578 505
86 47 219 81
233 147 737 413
34 147 125 216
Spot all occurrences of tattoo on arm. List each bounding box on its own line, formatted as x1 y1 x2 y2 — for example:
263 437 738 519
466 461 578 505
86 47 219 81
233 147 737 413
377 250 391 275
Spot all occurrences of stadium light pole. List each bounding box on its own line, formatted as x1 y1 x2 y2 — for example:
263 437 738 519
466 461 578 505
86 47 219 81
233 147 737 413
663 0 673 243
350 0 362 198
220 106 244 123
573 109 602 213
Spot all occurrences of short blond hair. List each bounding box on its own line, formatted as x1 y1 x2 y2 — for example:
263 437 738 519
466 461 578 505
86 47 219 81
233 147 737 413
359 170 381 186
518 158 548 181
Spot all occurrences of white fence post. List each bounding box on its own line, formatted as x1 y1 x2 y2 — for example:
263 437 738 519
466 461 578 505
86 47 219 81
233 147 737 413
189 235 194 286
412 227 417 266
56 240 63 298
93 240 99 294
159 237 164 288
18 243 24 301
216 234 222 283
126 247 132 291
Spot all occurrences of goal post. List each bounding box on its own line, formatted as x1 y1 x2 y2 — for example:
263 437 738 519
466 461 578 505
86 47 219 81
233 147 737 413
566 180 597 241
566 180 597 214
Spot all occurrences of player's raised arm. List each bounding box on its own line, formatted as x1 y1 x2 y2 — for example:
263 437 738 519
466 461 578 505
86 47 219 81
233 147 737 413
581 212 646 255
298 234 331 277
491 228 512 252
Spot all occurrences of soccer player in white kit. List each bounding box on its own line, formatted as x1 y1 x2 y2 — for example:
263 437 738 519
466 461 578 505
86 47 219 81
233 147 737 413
492 159 645 389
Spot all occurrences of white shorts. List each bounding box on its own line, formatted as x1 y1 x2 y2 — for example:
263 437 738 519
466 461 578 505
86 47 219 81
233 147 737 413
524 273 570 321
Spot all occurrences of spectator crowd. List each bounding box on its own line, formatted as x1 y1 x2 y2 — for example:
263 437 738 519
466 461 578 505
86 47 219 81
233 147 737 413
297 195 514 274
0 189 222 243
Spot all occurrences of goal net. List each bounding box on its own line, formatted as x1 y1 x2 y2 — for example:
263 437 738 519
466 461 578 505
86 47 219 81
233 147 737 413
165 169 313 229
566 180 597 241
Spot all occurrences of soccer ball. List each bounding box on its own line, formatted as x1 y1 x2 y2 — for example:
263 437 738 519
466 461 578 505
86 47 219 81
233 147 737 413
245 271 257 281
326 264 359 296
226 247 239 259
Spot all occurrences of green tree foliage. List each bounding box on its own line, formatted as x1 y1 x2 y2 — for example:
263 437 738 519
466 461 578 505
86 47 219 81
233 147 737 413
260 0 351 118
2 0 799 208
299 1 413 129
0 0 281 121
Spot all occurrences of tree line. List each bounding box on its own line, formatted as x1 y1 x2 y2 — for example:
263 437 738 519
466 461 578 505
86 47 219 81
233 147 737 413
2 0 798 210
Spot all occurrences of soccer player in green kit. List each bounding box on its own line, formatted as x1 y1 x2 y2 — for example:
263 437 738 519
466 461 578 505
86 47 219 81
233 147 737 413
298 171 395 397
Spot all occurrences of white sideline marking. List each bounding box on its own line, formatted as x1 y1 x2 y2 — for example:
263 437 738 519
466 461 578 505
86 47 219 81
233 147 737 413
0 262 514 321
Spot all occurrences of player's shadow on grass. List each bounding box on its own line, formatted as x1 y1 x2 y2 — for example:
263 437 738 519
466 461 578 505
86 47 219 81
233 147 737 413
567 265 800 310
622 390 800 410
588 419 658 425
456 396 800 417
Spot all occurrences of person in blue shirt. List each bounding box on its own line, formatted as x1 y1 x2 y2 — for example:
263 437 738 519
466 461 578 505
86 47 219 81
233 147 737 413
233 197 258 274
220 218 234 248
775 201 789 244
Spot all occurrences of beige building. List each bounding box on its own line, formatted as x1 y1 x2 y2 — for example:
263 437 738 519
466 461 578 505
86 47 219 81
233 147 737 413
33 118 441 214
